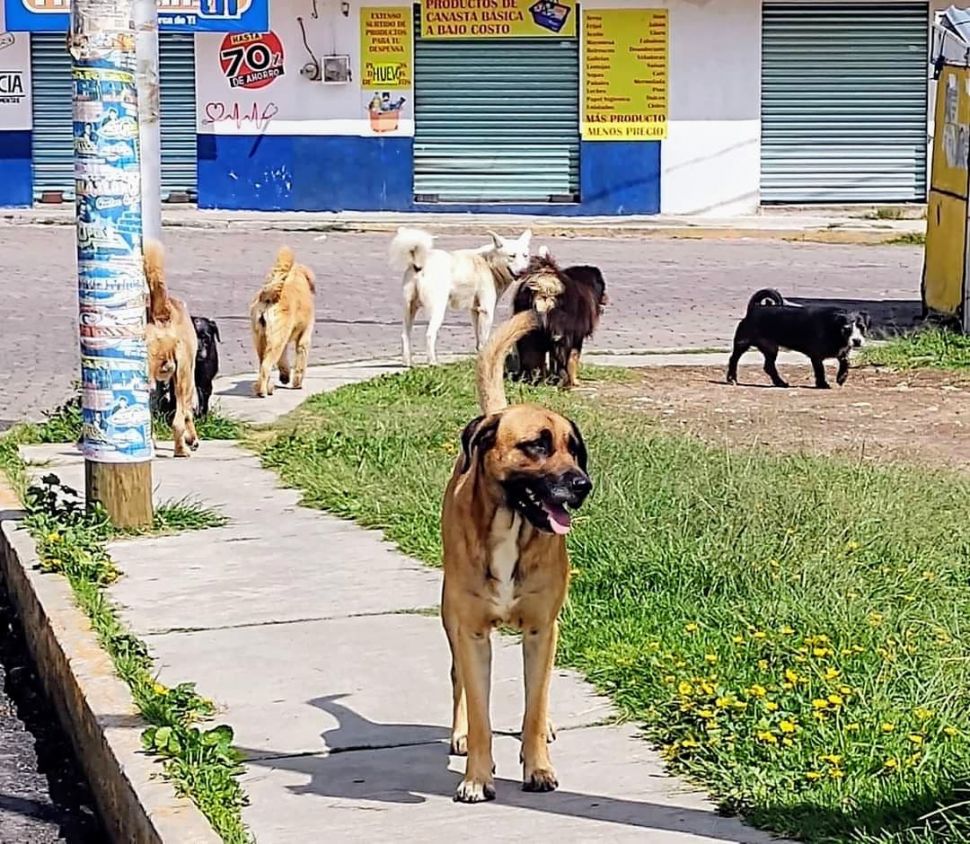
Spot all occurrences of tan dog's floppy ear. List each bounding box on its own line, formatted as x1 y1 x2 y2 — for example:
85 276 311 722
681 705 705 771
459 415 499 474
568 419 588 473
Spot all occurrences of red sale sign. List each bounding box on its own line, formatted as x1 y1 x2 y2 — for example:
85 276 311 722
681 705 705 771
218 31 284 90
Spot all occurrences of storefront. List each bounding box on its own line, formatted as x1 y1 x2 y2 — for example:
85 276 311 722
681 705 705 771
0 0 942 215
29 32 198 202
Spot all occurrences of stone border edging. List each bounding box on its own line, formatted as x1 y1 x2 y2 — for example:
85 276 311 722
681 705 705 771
0 512 221 844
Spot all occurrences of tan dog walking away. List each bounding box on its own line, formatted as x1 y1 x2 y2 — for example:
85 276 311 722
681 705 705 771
144 239 199 457
249 246 316 397
440 301 593 803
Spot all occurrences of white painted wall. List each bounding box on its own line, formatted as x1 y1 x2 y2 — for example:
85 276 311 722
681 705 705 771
583 0 762 215
195 0 414 136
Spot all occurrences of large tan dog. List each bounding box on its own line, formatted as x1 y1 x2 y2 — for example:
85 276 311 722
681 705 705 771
144 239 199 457
441 304 592 803
249 246 316 397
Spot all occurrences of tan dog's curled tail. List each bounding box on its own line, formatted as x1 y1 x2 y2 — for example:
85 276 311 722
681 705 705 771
259 246 297 305
143 238 171 323
476 310 539 415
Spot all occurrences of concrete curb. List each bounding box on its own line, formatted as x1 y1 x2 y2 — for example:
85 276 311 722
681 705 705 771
0 499 220 843
0 208 925 244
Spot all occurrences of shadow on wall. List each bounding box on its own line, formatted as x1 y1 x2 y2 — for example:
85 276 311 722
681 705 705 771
786 297 924 338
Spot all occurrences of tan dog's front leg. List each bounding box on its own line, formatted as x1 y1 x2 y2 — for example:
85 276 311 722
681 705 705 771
454 628 494 803
521 621 558 792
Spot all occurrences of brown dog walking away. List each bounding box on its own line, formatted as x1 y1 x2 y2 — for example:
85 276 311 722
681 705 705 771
144 239 199 457
441 301 593 803
249 246 316 398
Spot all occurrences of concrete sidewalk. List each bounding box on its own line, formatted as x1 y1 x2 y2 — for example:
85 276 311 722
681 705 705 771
1 203 924 242
23 359 790 843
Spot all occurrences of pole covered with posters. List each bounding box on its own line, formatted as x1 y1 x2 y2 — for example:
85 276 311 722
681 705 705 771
69 0 153 527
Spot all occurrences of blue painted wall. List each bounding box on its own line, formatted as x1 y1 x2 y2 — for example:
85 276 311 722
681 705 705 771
0 131 34 207
197 134 661 215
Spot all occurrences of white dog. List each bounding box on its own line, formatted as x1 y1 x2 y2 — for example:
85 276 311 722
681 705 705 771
389 227 533 366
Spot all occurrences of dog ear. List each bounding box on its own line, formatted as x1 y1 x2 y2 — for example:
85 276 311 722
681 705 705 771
459 415 499 475
568 419 588 473
858 311 871 331
486 230 503 250
521 229 533 247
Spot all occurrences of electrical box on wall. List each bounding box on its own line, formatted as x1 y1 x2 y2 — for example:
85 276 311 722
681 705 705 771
321 55 351 84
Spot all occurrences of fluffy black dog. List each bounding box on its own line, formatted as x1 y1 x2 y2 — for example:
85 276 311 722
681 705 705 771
156 316 221 421
508 250 608 387
726 288 870 389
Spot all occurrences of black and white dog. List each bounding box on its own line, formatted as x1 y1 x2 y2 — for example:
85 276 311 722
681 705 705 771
156 316 221 420
726 289 869 389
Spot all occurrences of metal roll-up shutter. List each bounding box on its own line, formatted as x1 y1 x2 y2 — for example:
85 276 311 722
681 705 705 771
414 9 580 203
158 34 197 200
761 2 929 203
30 32 197 201
30 34 73 198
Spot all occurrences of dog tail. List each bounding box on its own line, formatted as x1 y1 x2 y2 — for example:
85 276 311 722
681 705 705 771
477 311 541 415
258 246 297 306
746 288 785 314
389 227 434 273
143 238 171 323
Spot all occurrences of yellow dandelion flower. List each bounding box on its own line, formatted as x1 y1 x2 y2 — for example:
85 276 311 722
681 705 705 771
907 734 924 746
780 625 795 635
785 669 799 684
685 623 699 633
705 654 718 664
757 659 769 672
753 631 767 640
823 667 840 681
678 681 693 696
764 701 779 713
780 720 797 734
944 726 960 738
869 612 884 626
829 768 844 780
698 681 715 695
152 683 168 695
663 674 676 684
756 730 778 744
883 757 898 770
838 685 853 696
805 771 822 781
715 696 733 709
828 694 844 706
749 684 767 698
821 754 842 766
46 532 61 543
914 707 934 721
881 723 895 733
812 699 830 710
813 647 833 658
697 709 715 720
846 723 860 732
732 635 745 645
680 738 700 749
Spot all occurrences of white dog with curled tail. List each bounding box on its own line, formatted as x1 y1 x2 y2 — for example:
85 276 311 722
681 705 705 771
389 226 533 366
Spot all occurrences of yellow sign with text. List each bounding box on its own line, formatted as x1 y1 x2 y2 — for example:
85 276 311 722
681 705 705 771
421 0 576 39
582 8 668 140
361 7 412 88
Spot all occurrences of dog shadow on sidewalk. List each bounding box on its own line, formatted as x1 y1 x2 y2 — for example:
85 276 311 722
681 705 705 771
237 694 775 842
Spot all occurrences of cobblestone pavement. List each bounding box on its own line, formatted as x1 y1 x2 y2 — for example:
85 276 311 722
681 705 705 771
5 226 922 423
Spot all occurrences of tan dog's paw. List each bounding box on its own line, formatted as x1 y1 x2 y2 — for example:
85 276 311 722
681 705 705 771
454 777 495 803
449 734 467 756
522 766 558 793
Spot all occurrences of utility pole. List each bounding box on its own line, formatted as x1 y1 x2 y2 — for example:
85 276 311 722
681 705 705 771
69 0 154 528
134 0 162 241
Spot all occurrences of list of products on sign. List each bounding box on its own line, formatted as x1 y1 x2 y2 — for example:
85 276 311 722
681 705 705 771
582 8 668 140
361 7 412 88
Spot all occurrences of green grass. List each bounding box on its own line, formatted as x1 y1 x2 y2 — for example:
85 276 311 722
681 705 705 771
0 395 251 843
261 363 970 844
862 329 970 371
885 233 925 246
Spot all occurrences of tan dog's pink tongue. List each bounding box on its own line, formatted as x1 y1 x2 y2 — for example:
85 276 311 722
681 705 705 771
543 504 572 535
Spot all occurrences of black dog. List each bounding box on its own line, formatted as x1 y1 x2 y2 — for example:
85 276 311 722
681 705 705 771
156 316 221 421
726 288 870 389
508 251 608 388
